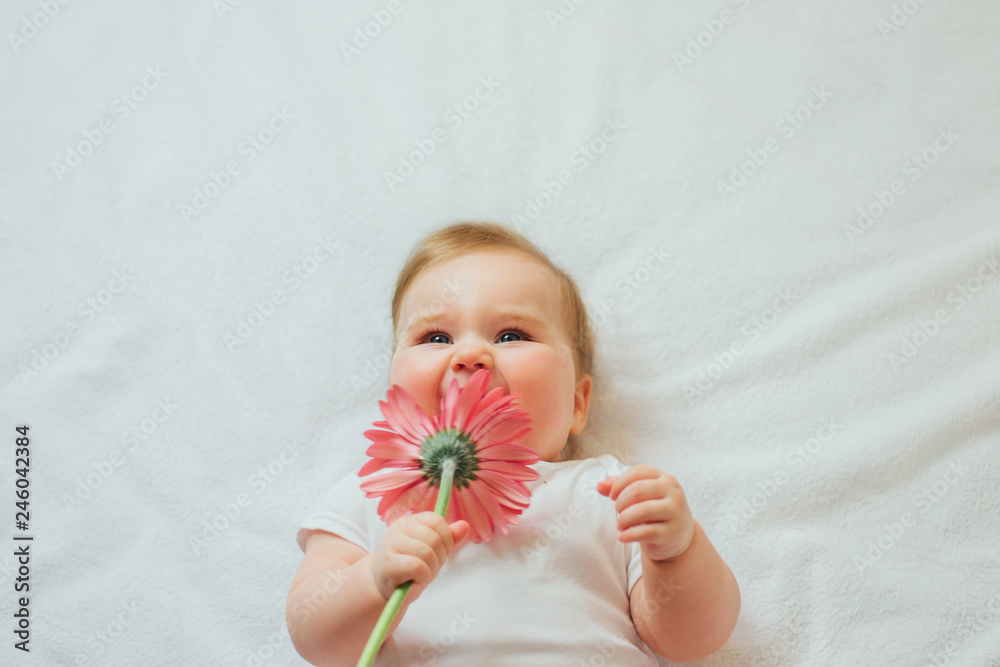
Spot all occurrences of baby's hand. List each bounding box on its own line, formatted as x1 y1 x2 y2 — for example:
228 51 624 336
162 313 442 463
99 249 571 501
371 512 470 600
597 466 694 562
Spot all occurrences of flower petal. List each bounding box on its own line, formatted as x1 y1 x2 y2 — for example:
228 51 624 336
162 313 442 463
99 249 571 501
475 420 532 450
365 440 422 460
439 377 461 430
476 470 533 507
466 480 508 530
387 385 435 442
413 485 438 515
467 395 524 439
453 487 493 544
477 459 541 482
385 482 435 523
364 458 419 471
462 386 506 430
453 369 491 432
377 479 421 517
358 458 380 477
360 367 537 537
463 386 504 424
360 468 424 495
385 389 420 440
499 504 525 525
364 428 421 447
477 444 539 463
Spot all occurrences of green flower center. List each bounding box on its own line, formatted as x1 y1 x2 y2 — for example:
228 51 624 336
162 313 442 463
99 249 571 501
419 428 479 489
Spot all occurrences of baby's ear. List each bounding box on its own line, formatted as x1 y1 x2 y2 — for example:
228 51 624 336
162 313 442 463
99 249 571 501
570 374 593 434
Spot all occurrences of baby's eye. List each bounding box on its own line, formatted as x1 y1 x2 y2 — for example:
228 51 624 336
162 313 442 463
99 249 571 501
497 328 530 343
421 332 451 345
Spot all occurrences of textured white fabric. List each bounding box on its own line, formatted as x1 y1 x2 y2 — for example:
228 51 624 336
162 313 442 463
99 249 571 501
297 454 660 666
4 2 999 665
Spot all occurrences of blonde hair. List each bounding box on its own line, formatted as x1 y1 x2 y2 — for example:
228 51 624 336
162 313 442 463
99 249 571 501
391 221 593 380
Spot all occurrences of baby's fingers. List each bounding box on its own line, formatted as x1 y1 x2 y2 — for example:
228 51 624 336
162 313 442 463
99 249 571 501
616 498 671 532
449 520 471 547
398 533 443 581
410 513 455 560
411 513 470 563
615 478 681 515
619 522 667 545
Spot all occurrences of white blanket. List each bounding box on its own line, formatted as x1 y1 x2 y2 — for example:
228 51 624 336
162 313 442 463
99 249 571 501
2 1 998 665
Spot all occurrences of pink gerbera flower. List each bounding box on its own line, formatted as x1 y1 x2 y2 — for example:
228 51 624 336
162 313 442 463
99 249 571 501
359 368 539 544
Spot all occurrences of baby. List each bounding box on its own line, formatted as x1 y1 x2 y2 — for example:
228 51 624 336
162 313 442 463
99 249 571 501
286 222 740 665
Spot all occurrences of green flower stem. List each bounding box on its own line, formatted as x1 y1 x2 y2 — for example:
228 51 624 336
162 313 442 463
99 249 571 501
433 458 456 515
357 458 456 667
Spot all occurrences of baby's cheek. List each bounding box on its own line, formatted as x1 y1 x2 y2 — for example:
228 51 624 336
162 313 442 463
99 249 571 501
388 354 440 412
524 382 572 433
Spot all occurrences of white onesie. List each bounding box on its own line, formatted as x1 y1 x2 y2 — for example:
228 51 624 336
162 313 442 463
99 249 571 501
296 454 661 666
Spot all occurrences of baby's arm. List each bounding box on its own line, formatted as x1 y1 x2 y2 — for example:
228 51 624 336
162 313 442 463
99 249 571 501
286 513 470 666
598 467 740 663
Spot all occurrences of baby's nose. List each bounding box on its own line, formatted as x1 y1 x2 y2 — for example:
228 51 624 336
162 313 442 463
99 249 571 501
451 355 492 372
450 341 494 373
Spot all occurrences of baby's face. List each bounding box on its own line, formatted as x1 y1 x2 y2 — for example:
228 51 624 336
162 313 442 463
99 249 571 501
390 250 591 462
